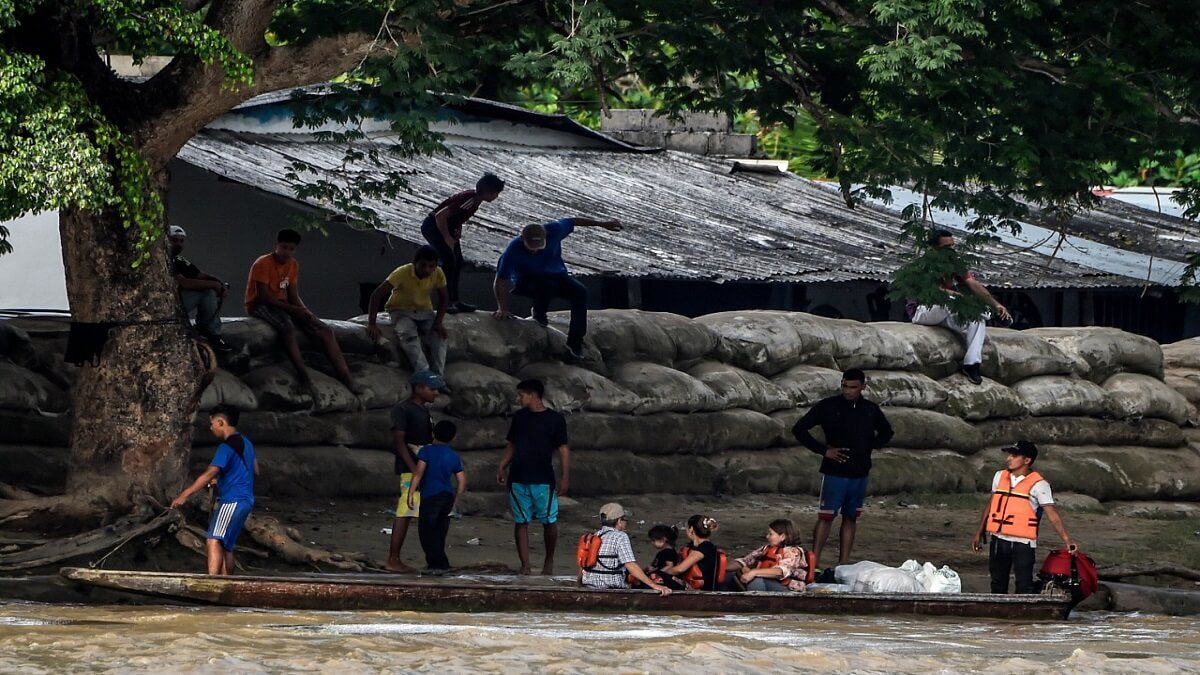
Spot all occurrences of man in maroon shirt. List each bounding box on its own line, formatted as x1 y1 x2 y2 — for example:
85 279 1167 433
907 230 1011 384
420 173 505 313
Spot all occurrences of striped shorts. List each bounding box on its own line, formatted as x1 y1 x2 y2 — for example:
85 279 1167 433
207 500 253 551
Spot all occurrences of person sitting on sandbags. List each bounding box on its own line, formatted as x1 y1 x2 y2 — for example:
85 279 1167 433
245 228 361 394
365 245 449 375
492 216 622 361
906 229 1012 385
168 225 232 353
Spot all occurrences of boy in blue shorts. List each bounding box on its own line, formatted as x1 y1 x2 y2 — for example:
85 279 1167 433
407 420 467 571
791 369 893 574
171 404 258 575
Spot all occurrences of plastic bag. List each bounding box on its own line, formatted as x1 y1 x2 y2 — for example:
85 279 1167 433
834 560 886 587
855 567 925 593
914 561 962 593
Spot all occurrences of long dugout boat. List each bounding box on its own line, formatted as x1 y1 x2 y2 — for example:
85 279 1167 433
60 568 1074 620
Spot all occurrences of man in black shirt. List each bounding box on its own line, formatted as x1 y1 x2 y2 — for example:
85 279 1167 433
496 378 570 575
386 369 442 573
168 225 231 352
792 368 894 572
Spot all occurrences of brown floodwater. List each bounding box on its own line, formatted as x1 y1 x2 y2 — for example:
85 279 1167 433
2 600 1199 674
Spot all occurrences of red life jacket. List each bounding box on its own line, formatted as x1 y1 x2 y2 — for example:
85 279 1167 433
679 544 728 590
986 470 1045 540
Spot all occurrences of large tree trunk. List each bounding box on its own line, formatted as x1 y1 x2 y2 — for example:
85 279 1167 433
47 188 209 525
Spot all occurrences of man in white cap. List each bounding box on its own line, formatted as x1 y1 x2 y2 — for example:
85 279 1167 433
578 502 672 595
168 225 232 352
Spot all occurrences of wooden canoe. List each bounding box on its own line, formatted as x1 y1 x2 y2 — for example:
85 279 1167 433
60 568 1073 620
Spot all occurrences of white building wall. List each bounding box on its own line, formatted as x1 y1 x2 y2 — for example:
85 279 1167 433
0 212 68 311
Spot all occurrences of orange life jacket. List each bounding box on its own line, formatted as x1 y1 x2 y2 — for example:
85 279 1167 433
576 530 623 575
755 545 784 570
679 544 728 590
985 470 1045 541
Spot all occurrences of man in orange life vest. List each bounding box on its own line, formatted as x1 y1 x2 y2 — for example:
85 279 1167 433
971 441 1077 594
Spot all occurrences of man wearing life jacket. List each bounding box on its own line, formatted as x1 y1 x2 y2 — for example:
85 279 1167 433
971 441 1077 594
577 503 672 596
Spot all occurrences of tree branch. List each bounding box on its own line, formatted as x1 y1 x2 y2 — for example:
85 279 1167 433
811 0 869 28
253 32 394 96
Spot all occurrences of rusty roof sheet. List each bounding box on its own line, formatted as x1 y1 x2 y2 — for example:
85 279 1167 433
177 130 1150 289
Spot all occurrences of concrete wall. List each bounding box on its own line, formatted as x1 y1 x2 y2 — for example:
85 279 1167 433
0 212 67 311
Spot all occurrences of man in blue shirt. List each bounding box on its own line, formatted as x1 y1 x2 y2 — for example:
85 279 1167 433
492 216 622 360
407 420 467 571
171 404 258 575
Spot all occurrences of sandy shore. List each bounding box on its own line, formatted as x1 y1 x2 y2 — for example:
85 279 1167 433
234 490 1200 593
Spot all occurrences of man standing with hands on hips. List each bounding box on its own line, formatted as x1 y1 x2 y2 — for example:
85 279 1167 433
792 369 893 576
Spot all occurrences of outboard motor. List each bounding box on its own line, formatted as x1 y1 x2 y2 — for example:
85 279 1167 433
1037 548 1099 610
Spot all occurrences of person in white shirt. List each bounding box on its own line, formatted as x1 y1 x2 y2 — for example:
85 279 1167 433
971 441 1077 594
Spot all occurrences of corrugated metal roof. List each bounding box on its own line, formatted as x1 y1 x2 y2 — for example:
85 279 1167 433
176 130 1148 289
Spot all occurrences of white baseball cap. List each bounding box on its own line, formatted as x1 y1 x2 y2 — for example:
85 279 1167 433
168 225 187 237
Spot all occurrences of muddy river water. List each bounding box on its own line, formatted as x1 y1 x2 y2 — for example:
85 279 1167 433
2 601 1199 673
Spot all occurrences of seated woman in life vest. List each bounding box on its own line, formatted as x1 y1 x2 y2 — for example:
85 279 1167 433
659 515 726 591
725 519 808 592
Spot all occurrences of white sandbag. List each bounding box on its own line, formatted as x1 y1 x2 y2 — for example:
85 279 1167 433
855 567 925 594
218 317 278 355
517 362 641 413
443 362 520 419
1103 373 1194 424
687 361 793 413
862 370 948 409
834 560 886 587
771 365 843 407
610 362 722 414
873 322 964 379
1028 327 1163 382
1012 375 1112 417
916 562 962 593
823 318 921 372
937 373 1027 420
885 407 983 453
198 369 259 411
1165 369 1200 406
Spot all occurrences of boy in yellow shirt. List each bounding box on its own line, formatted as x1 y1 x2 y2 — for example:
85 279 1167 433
367 246 449 374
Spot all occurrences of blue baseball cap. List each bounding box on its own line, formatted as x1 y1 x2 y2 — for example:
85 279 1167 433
409 370 446 390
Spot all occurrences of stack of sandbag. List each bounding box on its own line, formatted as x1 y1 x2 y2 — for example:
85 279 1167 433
834 559 961 594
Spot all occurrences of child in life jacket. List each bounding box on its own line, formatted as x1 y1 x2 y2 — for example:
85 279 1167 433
659 515 727 591
725 518 808 592
638 524 685 590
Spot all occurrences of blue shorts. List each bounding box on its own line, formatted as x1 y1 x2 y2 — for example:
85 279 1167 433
819 475 867 521
508 483 558 525
207 500 253 551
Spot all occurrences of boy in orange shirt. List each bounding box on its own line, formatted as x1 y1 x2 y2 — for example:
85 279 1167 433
245 229 360 393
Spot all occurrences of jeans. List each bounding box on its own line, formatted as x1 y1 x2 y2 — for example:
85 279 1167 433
746 577 789 592
422 218 464 303
180 289 222 336
989 536 1036 594
513 274 588 350
418 491 455 569
388 309 446 374
911 305 987 366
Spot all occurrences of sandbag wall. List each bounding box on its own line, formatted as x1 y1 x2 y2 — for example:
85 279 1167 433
2 311 1200 502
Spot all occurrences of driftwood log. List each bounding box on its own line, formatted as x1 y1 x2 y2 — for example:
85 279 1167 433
0 507 181 572
1098 563 1200 582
